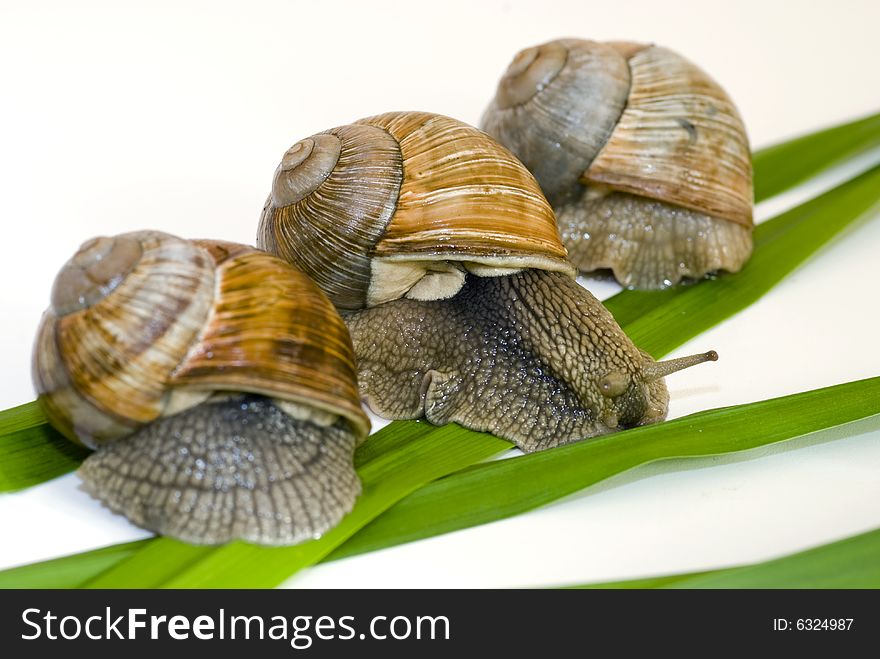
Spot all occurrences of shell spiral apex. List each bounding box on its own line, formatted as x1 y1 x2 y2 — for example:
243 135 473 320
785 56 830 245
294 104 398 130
493 40 569 110
271 134 343 208
50 235 144 316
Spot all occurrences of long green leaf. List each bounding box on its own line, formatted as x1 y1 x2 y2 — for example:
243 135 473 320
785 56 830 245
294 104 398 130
570 527 880 589
6 376 877 588
753 111 880 202
327 378 880 562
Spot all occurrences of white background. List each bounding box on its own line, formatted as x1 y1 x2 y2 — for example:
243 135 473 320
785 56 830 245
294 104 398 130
0 0 879 587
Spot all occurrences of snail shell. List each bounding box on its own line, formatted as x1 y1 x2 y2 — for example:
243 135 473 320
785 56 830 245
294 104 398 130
258 112 716 452
32 231 369 545
258 111 575 311
481 39 754 288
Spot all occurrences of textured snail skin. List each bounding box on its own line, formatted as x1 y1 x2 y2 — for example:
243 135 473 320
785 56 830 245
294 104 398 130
80 396 360 546
345 270 667 451
33 232 368 545
558 192 754 288
481 39 754 289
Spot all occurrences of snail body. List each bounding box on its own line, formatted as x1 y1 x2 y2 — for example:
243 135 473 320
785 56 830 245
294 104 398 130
259 111 716 452
33 232 369 545
481 39 754 289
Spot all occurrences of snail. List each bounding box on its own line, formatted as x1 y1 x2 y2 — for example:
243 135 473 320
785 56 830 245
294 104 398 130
32 231 370 545
480 39 754 289
258 111 717 452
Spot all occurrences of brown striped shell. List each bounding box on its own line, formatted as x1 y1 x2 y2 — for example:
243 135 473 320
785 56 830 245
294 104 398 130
32 231 369 448
257 111 575 311
481 39 754 288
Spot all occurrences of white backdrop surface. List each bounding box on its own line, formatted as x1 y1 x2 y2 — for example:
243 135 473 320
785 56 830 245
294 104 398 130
0 0 878 587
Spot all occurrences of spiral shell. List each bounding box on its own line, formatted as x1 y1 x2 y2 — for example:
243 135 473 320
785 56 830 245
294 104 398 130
258 111 575 311
481 39 754 288
32 231 369 448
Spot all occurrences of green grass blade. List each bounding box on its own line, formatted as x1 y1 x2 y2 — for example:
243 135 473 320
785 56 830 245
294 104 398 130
0 401 89 492
753 111 880 202
352 420 436 468
9 376 875 586
569 527 880 589
327 377 880 562
80 423 509 588
603 164 880 350
0 540 151 589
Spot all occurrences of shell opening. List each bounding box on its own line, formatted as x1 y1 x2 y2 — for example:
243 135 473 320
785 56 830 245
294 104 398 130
495 41 568 109
271 133 342 208
50 235 143 316
276 399 339 428
367 260 468 306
